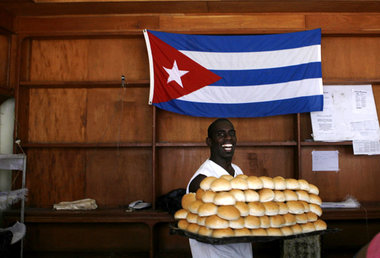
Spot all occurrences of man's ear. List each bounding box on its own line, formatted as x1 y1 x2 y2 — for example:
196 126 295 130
206 137 211 147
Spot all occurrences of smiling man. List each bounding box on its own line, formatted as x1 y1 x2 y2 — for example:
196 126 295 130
186 118 253 258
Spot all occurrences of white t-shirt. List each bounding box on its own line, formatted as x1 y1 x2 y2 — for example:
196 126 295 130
186 159 253 258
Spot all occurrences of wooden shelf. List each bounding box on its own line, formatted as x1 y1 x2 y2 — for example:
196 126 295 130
19 80 149 88
301 141 353 146
22 142 152 148
321 203 380 220
4 208 174 224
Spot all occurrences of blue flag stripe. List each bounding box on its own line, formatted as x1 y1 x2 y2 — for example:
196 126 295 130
154 95 324 118
210 62 322 86
148 29 321 52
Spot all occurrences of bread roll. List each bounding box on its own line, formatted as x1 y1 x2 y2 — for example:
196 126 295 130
263 201 280 216
174 209 188 220
229 217 245 229
273 176 286 190
236 174 248 180
287 201 305 214
205 215 229 229
306 212 318 222
178 219 189 230
248 202 265 216
301 222 316 233
197 216 206 226
273 190 286 202
270 215 285 228
200 176 217 191
221 174 234 181
198 226 213 237
235 201 249 217
259 215 270 228
300 201 310 212
244 189 260 202
298 179 310 191
260 176 275 189
198 202 218 217
284 190 298 201
296 190 310 202
259 188 275 202
295 213 308 224
291 224 302 235
277 202 289 215
181 193 196 210
230 177 248 190
309 194 322 205
186 212 199 224
212 228 234 238
280 226 294 236
309 203 322 216
308 184 319 195
201 190 216 203
247 176 263 190
234 228 251 237
196 188 205 200
314 219 327 231
211 178 232 192
214 192 236 206
244 215 261 229
187 223 200 234
267 228 283 236
286 178 300 190
230 189 246 202
189 200 203 214
283 213 296 226
217 205 240 221
251 228 267 236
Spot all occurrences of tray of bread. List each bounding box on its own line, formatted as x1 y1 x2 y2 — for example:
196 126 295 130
172 175 338 244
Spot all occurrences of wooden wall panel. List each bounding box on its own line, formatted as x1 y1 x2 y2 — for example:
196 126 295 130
86 148 152 207
29 37 148 81
321 37 380 81
157 147 209 195
300 146 380 202
234 147 295 178
159 14 305 33
0 35 8 86
156 223 191 255
306 14 380 33
25 223 150 253
26 148 86 207
86 88 151 143
157 111 295 142
28 88 87 142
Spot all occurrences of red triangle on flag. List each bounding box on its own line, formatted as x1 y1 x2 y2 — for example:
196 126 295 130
147 31 222 104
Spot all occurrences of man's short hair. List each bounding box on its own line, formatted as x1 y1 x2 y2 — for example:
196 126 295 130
207 118 233 138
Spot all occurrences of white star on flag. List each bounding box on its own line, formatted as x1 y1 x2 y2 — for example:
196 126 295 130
163 60 189 88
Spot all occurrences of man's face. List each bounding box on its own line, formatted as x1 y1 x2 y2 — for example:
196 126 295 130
207 120 237 159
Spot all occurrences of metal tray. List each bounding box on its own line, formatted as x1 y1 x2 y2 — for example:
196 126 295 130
169 224 340 245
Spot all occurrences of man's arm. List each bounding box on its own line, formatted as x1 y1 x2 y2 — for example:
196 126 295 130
188 174 207 193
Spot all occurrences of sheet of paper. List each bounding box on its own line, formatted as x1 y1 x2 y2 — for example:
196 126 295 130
353 140 380 155
312 150 339 172
311 85 380 142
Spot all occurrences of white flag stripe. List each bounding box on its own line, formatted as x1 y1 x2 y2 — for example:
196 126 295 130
180 45 321 70
178 78 323 104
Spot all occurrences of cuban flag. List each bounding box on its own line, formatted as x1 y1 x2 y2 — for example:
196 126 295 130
143 29 323 117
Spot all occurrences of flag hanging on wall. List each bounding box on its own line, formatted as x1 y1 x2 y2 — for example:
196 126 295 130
143 29 323 118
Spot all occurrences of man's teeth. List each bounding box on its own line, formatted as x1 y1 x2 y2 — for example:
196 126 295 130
222 144 233 151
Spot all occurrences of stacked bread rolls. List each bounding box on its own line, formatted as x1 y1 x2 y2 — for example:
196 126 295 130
174 175 327 238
